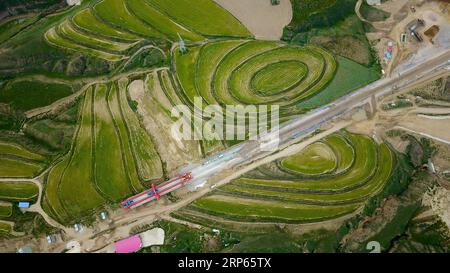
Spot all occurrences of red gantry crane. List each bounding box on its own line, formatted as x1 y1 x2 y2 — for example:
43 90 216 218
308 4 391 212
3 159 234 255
120 173 192 209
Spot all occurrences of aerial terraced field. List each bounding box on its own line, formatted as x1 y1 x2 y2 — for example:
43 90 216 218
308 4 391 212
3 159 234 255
174 40 337 116
42 81 163 223
0 142 47 178
173 132 395 224
0 181 39 202
44 0 251 61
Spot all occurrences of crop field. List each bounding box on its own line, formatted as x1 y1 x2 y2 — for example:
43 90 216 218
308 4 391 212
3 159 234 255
0 204 12 218
0 158 45 178
0 182 39 202
0 141 47 178
280 142 337 175
57 20 135 52
0 222 12 234
298 56 380 110
148 0 251 37
0 15 39 44
43 80 163 223
174 40 337 115
44 0 251 61
175 132 395 224
72 9 140 42
0 142 45 162
0 80 73 112
94 0 163 38
127 0 203 42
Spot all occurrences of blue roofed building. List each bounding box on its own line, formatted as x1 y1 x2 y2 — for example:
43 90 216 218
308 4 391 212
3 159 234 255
18 202 30 208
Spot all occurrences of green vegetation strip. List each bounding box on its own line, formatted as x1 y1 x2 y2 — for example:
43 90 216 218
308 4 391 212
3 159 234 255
72 9 140 41
45 27 126 61
0 158 44 178
94 0 163 38
93 84 133 200
58 20 134 52
0 204 12 218
52 87 105 220
127 0 203 42
0 182 38 201
0 142 45 161
0 221 12 233
192 195 359 222
117 79 163 181
107 84 143 193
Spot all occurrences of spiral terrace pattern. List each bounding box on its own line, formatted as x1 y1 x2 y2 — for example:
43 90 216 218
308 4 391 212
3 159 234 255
173 132 395 224
174 40 337 115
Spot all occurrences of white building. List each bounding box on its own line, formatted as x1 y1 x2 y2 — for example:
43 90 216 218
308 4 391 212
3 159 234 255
66 0 81 6
366 0 381 5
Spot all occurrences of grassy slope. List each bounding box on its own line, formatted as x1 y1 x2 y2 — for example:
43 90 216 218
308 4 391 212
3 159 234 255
298 56 379 110
0 80 73 111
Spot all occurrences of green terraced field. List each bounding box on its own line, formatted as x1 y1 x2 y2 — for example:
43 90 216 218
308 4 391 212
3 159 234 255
0 142 45 161
280 142 337 175
94 0 163 38
93 84 133 200
45 27 126 61
127 0 203 42
0 222 12 233
43 80 162 223
192 195 360 223
72 9 140 41
180 132 395 224
117 79 163 181
58 20 134 52
44 0 252 60
175 40 337 113
0 205 12 218
0 182 39 201
148 0 251 37
250 61 307 95
0 158 45 178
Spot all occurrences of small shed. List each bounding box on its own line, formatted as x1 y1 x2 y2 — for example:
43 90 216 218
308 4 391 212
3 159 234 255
18 202 30 208
114 235 143 253
100 211 108 221
17 246 33 253
73 223 83 233
46 234 57 244
366 0 381 5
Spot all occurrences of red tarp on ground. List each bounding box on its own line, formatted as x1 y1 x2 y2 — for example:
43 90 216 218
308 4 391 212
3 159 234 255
114 235 142 253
